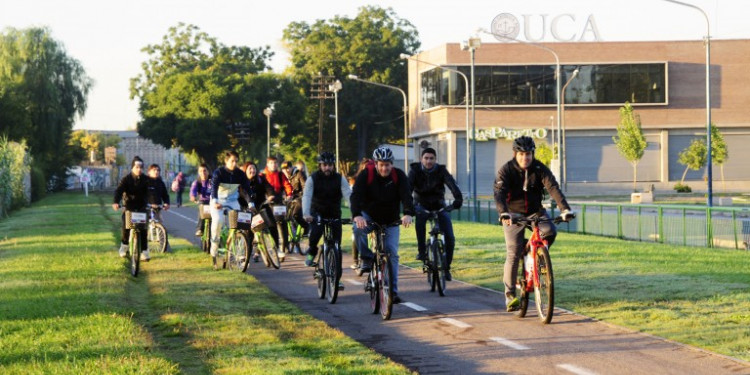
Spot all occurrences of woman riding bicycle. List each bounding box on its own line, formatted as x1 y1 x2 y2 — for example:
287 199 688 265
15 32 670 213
190 163 212 236
495 136 575 312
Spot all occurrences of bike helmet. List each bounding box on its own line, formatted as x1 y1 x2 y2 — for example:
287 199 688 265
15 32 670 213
512 136 536 153
372 147 394 162
317 152 335 164
280 161 292 169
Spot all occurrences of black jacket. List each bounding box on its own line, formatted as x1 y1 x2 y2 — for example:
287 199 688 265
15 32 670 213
309 170 344 218
493 158 570 215
114 173 149 211
350 167 414 224
243 174 273 209
147 177 170 206
408 162 463 211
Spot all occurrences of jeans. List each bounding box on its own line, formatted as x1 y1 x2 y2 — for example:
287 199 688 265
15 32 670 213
176 189 183 206
307 218 342 258
414 204 456 270
502 211 557 298
353 212 401 294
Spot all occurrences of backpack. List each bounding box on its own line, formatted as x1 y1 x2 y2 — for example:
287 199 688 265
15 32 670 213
365 162 398 186
171 179 179 192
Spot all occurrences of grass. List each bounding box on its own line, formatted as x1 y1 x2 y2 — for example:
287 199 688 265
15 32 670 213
398 220 750 361
0 192 412 374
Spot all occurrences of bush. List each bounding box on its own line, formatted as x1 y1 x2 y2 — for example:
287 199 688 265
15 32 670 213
30 165 46 202
673 183 692 193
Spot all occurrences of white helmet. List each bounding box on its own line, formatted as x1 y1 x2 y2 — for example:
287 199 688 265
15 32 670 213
372 147 394 162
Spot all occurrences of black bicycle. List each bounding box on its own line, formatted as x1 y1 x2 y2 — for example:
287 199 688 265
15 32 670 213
418 206 452 297
312 217 351 304
362 220 401 320
286 200 309 255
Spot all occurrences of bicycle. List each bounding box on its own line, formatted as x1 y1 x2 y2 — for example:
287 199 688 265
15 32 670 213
511 214 573 324
311 217 352 304
286 200 309 255
418 206 452 297
147 204 169 253
362 220 401 320
124 210 148 277
250 202 282 269
198 204 212 254
213 208 252 272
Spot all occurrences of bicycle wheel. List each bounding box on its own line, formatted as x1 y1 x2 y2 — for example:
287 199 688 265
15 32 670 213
297 225 309 256
326 242 341 304
254 239 270 268
434 239 446 297
368 270 379 314
516 253 531 318
260 231 281 269
149 223 168 253
379 255 394 320
427 238 436 292
228 231 249 272
316 247 326 299
130 229 140 277
276 222 288 260
534 246 555 324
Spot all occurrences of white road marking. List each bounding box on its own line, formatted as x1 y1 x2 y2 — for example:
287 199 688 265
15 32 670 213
402 302 427 311
166 209 198 224
439 317 472 328
489 337 530 350
557 364 599 375
346 278 363 286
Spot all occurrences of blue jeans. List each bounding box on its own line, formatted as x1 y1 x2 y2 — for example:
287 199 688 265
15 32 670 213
353 212 401 294
415 204 456 270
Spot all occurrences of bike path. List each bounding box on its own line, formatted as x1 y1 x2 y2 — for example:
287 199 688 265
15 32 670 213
164 206 750 375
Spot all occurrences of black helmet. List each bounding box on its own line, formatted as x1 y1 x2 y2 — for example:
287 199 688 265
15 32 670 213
317 152 335 164
372 147 394 162
512 136 536 153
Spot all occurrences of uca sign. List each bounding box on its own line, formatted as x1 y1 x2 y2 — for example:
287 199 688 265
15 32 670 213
491 13 602 42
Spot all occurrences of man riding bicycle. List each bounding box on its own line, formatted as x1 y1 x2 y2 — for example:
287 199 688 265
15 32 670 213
408 147 463 281
113 156 149 260
495 136 575 312
351 147 414 304
302 152 352 267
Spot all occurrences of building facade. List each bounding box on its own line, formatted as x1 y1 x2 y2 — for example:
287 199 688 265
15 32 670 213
406 39 750 196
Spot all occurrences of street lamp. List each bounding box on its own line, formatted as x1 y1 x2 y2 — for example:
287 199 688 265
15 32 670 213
664 0 713 207
561 68 579 192
263 106 273 158
461 36 481 221
329 79 343 171
400 53 471 205
346 74 409 172
478 28 563 187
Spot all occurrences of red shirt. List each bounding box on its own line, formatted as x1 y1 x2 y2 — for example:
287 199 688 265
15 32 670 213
262 168 293 196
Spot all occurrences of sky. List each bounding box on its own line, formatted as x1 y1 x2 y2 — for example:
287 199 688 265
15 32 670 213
1 0 747 131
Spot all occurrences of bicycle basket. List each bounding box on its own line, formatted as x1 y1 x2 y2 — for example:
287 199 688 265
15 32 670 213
228 210 252 230
251 211 270 232
272 205 287 220
125 211 147 229
199 204 212 219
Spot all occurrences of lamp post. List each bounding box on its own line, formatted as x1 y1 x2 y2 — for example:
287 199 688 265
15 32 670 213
263 106 273 158
329 79 343 170
400 53 471 205
561 68 579 192
478 28 563 186
461 36 481 221
346 74 409 172
664 0 712 207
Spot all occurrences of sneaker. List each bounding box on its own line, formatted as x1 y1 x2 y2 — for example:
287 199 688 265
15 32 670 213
359 259 373 273
349 262 360 270
393 294 402 304
253 254 260 263
118 244 128 258
140 250 151 261
195 229 202 236
338 282 345 291
304 254 315 267
506 296 520 312
445 269 452 281
416 252 426 261
277 250 286 259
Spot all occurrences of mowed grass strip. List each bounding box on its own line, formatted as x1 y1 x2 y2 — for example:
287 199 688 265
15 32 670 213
0 192 412 374
398 220 750 361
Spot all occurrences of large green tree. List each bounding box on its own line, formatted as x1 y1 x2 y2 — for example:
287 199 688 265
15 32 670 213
0 27 92 189
282 6 420 161
613 102 647 191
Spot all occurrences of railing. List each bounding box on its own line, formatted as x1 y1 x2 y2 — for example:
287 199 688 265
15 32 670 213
451 199 750 250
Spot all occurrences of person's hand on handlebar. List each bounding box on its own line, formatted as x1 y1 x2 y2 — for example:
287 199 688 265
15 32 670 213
214 202 222 209
561 210 576 222
112 203 120 211
304 215 313 223
499 212 512 226
353 216 367 229
163 203 169 211
401 215 412 228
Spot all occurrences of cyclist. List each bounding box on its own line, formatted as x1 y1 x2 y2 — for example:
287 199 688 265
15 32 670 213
408 147 463 281
495 136 575 312
302 152 351 268
284 160 309 243
351 147 414 304
262 156 293 260
241 161 273 262
190 163 212 236
146 164 171 221
112 156 149 260
210 151 254 269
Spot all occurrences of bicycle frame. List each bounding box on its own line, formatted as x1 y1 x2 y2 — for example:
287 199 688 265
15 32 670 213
523 222 548 293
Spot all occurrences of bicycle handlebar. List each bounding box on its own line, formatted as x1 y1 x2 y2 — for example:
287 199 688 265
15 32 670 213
416 205 453 216
509 214 575 226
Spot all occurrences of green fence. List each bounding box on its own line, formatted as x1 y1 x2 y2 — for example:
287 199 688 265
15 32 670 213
451 199 750 250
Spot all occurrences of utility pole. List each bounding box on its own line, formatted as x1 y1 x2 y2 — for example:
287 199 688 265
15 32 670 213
310 72 335 153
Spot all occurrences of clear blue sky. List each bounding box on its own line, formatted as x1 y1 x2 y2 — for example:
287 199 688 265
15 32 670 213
1 0 746 131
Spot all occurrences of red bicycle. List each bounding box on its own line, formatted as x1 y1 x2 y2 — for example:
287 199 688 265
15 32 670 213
512 214 572 324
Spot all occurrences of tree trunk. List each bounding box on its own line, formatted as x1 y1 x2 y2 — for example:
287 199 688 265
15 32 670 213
632 163 637 192
680 166 689 185
721 164 726 192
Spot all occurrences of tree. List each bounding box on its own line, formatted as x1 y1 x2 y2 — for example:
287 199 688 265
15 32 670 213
282 6 420 160
535 141 553 167
612 102 647 191
709 124 728 191
678 138 707 185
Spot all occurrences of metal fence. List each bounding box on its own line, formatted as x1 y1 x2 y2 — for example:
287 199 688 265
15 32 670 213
451 199 750 250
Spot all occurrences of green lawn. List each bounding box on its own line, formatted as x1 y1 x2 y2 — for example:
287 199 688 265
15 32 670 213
0 192 412 374
399 220 750 361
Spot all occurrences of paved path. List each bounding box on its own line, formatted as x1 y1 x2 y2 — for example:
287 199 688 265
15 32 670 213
164 206 750 375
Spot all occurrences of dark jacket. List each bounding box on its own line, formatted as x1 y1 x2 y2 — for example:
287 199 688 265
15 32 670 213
114 172 149 211
289 169 306 199
147 177 170 206
210 166 252 203
309 170 344 218
350 167 414 224
408 162 463 211
244 174 273 209
493 158 570 215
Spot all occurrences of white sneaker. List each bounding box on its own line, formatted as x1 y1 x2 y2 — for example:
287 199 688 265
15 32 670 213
140 250 151 261
118 244 128 258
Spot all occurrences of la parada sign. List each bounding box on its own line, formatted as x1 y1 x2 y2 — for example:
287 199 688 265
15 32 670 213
470 127 548 141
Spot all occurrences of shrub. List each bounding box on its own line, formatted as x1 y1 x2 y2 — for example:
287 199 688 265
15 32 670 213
673 183 692 193
30 165 46 202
